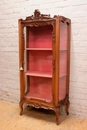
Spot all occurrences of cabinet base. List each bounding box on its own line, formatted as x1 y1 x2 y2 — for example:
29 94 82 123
19 97 70 125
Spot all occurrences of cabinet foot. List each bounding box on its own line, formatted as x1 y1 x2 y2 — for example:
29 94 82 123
19 101 23 115
66 100 70 115
54 107 60 125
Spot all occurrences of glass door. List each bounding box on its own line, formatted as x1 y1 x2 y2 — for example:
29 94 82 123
24 24 54 102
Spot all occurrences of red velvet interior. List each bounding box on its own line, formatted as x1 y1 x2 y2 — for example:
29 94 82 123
28 51 52 73
28 25 53 48
25 25 53 102
25 77 52 102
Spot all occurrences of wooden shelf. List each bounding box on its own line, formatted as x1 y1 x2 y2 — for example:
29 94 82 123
25 48 52 51
25 92 52 102
60 73 67 78
25 48 67 52
25 70 52 78
25 70 67 78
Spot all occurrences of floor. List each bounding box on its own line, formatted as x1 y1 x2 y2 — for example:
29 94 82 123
0 100 87 130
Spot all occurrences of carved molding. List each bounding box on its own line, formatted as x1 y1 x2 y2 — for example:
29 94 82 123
25 102 54 110
26 21 52 27
20 10 56 27
20 10 70 26
22 21 55 28
54 15 70 24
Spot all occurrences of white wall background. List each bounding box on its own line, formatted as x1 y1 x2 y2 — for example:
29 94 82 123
0 0 87 117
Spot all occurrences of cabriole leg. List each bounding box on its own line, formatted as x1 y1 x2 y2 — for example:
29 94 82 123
66 100 70 115
19 101 23 115
54 107 60 125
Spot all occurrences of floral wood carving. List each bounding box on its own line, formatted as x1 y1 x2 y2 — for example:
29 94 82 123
26 9 51 20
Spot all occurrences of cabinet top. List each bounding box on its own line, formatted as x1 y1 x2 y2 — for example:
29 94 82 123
19 9 71 24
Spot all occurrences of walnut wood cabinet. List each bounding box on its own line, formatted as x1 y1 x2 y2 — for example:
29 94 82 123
18 9 71 125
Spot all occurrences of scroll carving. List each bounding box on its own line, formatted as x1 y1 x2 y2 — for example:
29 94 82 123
26 102 53 110
59 95 69 105
60 16 71 24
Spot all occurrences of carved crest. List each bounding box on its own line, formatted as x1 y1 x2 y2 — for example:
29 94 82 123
34 9 40 19
26 9 51 20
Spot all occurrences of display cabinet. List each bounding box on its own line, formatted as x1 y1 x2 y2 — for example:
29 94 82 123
18 9 71 125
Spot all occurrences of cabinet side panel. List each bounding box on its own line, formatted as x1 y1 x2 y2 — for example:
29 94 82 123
59 77 66 101
59 22 67 100
60 22 67 50
59 52 67 75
